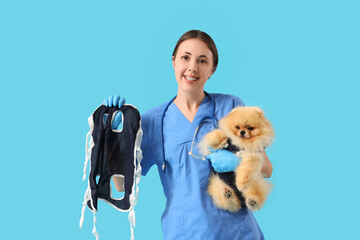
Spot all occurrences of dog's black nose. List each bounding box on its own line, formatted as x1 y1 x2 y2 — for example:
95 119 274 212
240 131 246 135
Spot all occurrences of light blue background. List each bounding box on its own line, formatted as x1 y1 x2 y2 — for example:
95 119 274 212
1 0 359 239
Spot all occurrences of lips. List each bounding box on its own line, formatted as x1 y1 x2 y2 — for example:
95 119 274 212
183 75 199 82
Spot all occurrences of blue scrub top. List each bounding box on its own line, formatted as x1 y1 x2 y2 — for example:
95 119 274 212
141 93 265 240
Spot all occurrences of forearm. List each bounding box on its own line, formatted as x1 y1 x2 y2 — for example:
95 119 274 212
261 150 273 178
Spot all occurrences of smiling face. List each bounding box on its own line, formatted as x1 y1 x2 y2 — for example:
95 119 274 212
172 38 214 95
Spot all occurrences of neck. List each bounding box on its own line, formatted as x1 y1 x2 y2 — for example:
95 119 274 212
174 89 205 112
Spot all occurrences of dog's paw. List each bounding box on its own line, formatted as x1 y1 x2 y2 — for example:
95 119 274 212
208 174 242 213
224 189 232 199
246 196 263 211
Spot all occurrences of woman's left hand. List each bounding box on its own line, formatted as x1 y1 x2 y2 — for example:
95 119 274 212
206 149 241 173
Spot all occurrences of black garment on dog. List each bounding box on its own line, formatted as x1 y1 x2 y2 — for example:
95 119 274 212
80 104 143 240
214 138 246 208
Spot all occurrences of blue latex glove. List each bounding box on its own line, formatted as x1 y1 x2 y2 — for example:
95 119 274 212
207 148 241 173
103 95 125 130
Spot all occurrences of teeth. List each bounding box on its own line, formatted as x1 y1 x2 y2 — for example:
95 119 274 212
185 76 198 81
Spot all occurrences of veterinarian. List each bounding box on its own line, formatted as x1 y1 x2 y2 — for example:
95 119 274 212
105 30 272 240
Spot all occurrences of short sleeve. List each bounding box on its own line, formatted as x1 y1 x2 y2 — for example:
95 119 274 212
139 104 165 176
140 114 156 176
234 96 245 107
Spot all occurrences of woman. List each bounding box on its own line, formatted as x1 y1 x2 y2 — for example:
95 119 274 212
105 30 272 240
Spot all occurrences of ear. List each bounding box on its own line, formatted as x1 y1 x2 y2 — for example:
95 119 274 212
172 56 175 69
230 106 241 113
209 69 215 79
253 107 264 117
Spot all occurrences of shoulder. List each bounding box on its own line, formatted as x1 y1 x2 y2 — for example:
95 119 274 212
208 93 245 120
141 102 167 125
141 101 172 137
209 93 245 107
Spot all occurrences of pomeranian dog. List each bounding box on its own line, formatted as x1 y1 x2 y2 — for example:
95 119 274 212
199 106 275 212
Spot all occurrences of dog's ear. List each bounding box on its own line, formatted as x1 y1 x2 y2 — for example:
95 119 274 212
253 107 264 117
229 106 241 114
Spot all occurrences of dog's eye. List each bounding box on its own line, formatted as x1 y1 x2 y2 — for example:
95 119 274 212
247 127 254 131
236 126 240 130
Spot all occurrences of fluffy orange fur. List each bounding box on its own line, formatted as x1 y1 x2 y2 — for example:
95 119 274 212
207 174 242 212
201 106 275 212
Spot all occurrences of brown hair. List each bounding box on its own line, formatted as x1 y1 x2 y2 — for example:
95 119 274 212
172 30 219 73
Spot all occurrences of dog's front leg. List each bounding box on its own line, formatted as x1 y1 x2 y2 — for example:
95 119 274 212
199 129 228 155
235 152 263 191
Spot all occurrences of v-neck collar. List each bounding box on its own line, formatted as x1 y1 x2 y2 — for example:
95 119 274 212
171 93 210 127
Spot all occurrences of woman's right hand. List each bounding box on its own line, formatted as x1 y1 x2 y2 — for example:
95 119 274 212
103 95 125 130
207 149 241 173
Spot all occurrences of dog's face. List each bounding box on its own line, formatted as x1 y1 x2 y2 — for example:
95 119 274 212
219 107 274 150
226 108 264 140
233 124 259 140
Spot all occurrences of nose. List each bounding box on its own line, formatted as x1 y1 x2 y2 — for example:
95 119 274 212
240 131 246 136
188 59 198 72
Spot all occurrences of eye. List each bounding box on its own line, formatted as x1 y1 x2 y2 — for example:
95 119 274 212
236 126 240 130
199 59 207 64
181 56 189 60
247 127 254 131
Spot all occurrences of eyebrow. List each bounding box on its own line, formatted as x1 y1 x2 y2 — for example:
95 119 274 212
183 51 209 58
